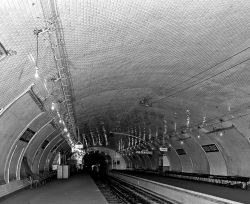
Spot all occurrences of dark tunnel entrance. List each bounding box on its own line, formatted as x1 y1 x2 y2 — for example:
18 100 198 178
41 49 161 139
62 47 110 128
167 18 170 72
83 151 111 176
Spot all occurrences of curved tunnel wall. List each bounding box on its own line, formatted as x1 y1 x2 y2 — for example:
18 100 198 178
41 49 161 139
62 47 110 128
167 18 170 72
209 127 250 177
178 137 210 173
0 88 70 185
13 113 53 180
165 146 182 172
120 124 250 177
0 91 41 183
29 127 58 174
47 139 66 171
38 134 63 173
15 112 51 180
194 130 227 176
1 86 250 189
170 141 193 173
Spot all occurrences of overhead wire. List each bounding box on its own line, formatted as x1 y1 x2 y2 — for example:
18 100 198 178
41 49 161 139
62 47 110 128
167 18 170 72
154 56 250 102
162 46 250 94
150 47 250 133
36 33 39 67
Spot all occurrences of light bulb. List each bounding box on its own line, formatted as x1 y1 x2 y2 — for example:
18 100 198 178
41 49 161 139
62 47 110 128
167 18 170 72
180 141 184 145
34 67 39 79
197 135 200 139
51 103 55 111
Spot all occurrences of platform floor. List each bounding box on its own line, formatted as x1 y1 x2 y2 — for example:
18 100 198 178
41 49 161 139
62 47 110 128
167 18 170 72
123 171 250 204
0 174 108 204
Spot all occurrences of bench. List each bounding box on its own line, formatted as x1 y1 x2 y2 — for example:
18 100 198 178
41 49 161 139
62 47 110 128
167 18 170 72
28 171 56 189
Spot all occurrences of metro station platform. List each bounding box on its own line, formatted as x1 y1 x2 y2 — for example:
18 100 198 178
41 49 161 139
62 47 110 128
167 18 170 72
0 174 108 204
121 171 250 204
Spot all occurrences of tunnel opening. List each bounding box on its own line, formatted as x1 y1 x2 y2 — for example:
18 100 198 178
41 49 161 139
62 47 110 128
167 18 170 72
83 151 111 177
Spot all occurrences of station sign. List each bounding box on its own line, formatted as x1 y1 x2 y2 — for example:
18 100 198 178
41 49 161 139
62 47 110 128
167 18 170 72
159 147 168 152
136 150 153 155
176 148 186 155
202 144 219 153
75 144 83 149
75 141 83 149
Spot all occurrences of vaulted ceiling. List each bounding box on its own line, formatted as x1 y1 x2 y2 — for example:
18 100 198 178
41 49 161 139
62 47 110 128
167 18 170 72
1 0 250 144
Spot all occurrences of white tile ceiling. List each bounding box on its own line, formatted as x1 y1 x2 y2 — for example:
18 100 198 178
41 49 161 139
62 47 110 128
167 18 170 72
1 0 250 134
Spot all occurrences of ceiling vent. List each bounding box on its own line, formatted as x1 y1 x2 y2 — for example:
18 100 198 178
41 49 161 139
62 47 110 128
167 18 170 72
0 42 7 61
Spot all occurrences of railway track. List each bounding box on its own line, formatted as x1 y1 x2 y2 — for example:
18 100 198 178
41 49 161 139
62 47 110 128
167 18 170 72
92 174 173 204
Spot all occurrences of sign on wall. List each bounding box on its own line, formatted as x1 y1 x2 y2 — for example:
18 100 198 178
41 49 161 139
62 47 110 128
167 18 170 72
159 147 168 152
75 144 83 149
19 128 36 143
75 141 83 149
163 155 170 166
136 150 153 155
202 144 219 153
41 140 50 149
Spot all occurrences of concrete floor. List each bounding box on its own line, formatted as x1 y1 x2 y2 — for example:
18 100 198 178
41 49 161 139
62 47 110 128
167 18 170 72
0 174 108 204
124 171 250 204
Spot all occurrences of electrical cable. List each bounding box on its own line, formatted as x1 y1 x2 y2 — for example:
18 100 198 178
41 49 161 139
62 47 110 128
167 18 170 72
150 48 250 133
162 46 250 93
154 56 250 102
36 33 39 67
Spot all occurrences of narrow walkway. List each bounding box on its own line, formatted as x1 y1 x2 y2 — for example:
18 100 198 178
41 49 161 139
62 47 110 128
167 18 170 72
123 171 250 204
0 174 108 204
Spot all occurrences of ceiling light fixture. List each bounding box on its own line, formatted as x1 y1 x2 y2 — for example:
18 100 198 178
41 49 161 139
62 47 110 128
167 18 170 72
51 102 55 110
30 28 41 79
34 66 39 79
